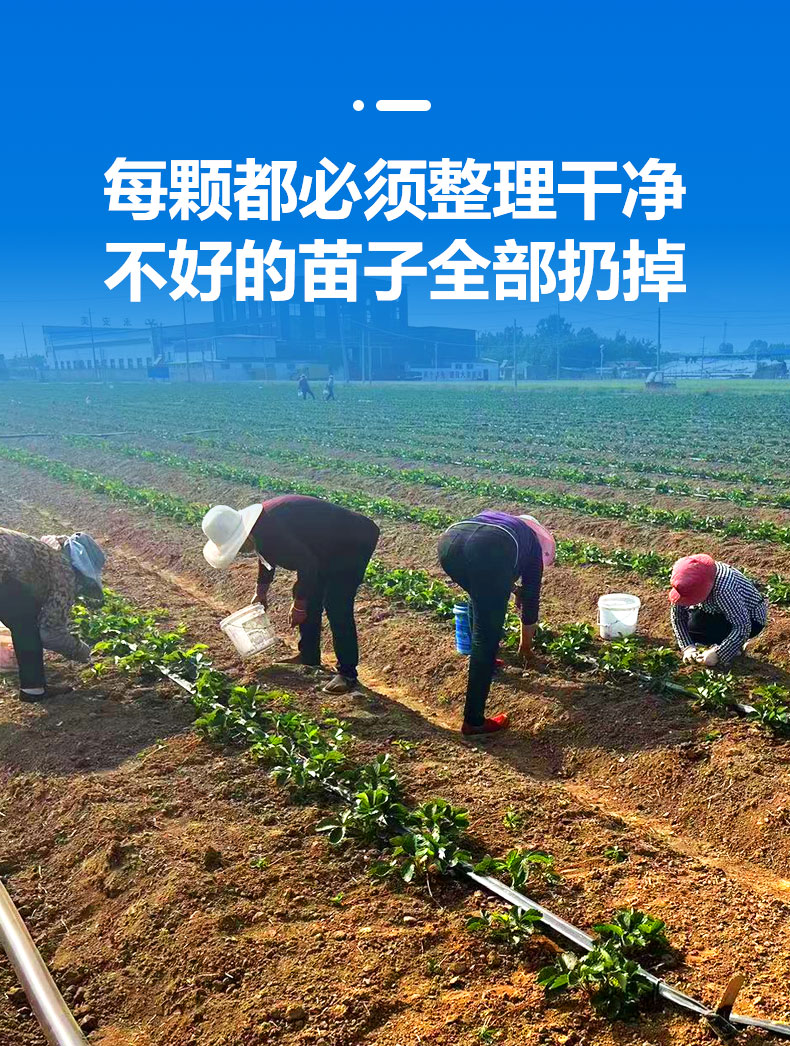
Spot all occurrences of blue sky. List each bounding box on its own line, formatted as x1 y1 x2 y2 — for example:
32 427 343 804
0 0 788 356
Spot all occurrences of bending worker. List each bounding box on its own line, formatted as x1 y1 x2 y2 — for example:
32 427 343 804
0 528 98 701
202 495 379 694
670 553 767 667
438 511 555 736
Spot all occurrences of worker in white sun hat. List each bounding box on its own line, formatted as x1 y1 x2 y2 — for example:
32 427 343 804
202 495 379 694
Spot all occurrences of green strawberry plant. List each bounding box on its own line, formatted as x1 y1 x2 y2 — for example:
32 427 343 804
593 908 670 958
749 684 790 737
537 943 655 1020
474 848 560 889
466 906 542 949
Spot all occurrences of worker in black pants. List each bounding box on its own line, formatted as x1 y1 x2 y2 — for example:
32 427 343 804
0 528 93 701
0 578 47 694
297 549 371 682
202 495 380 694
439 511 552 736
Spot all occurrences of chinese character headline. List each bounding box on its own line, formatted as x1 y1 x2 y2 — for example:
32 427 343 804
104 157 686 304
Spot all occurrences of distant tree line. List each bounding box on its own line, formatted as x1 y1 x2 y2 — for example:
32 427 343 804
478 315 656 371
478 317 790 371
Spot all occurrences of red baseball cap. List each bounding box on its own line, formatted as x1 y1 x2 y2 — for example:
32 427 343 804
669 554 716 606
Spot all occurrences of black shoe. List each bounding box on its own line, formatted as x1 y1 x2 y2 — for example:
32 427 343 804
322 674 356 695
19 684 73 703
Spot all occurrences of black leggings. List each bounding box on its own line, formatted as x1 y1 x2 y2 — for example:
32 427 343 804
438 523 517 726
298 541 378 680
688 608 763 647
0 579 45 690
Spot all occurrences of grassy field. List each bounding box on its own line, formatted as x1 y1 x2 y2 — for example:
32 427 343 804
2 379 790 1046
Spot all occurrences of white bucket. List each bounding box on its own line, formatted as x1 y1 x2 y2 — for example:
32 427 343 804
597 593 641 640
0 624 17 673
220 604 278 658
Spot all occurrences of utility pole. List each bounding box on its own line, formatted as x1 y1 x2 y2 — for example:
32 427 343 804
87 308 99 380
599 343 604 380
513 319 518 391
182 299 191 382
722 320 728 351
338 305 349 383
20 323 29 359
700 336 705 379
656 307 661 372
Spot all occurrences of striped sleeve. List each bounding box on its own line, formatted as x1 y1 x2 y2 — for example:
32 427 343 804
671 604 694 651
714 576 753 665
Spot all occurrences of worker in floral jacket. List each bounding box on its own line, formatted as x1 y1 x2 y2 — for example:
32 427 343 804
0 528 94 701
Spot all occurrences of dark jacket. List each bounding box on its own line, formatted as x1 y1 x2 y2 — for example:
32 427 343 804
253 495 380 600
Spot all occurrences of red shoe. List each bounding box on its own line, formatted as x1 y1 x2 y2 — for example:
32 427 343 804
462 714 510 736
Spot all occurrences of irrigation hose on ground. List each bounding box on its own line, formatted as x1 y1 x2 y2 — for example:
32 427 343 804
0 879 88 1046
29 640 780 1041
158 663 790 1039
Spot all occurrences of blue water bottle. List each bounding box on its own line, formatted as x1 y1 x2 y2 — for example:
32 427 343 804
453 602 472 655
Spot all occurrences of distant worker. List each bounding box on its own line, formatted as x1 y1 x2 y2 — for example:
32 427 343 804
0 529 104 701
670 553 767 667
324 373 335 401
297 373 315 400
202 496 380 694
438 511 555 735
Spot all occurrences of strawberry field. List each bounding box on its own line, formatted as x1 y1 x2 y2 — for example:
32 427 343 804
2 379 790 1046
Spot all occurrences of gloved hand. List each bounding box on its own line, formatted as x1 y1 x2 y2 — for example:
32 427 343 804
289 600 308 628
701 647 719 667
682 646 699 663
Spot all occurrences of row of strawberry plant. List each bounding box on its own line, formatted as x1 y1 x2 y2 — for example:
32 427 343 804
364 561 790 738
5 444 790 734
75 590 678 1023
12 380 790 485
256 432 790 490
59 435 790 603
24 384 772 491
188 434 790 511
72 436 790 553
6 442 790 609
9 380 790 475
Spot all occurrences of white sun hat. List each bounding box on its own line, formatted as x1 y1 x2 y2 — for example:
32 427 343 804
202 504 263 569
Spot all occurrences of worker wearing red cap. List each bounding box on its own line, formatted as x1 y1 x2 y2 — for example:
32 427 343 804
669 554 767 667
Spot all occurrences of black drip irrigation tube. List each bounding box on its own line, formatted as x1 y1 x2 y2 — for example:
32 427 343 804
575 656 758 718
0 428 218 440
156 664 790 1040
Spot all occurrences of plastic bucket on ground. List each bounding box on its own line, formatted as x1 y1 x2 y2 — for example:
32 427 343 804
0 625 17 673
453 602 472 655
220 604 278 658
597 593 641 640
